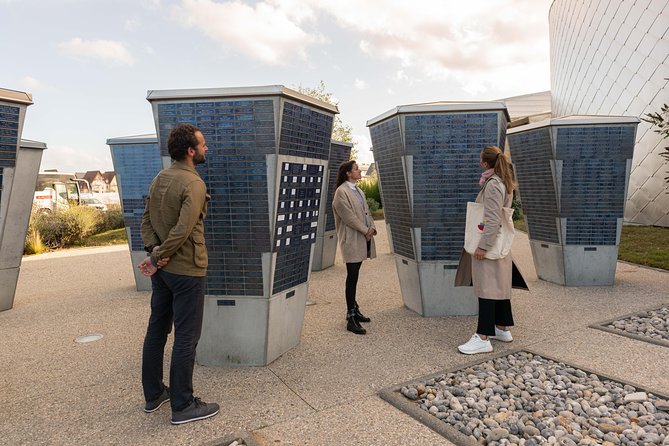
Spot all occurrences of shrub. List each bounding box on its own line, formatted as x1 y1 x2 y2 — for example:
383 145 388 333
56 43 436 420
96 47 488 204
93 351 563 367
358 177 382 208
511 199 523 221
366 197 380 213
35 206 101 248
95 204 125 233
24 206 46 255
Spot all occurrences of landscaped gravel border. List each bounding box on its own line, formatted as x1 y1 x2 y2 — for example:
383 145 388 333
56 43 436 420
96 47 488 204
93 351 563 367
590 304 669 348
379 349 669 446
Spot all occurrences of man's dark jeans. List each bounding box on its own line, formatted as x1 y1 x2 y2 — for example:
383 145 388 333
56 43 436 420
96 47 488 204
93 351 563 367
142 269 205 412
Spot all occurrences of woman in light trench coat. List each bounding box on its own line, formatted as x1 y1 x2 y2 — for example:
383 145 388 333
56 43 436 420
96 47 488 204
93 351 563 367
332 160 377 335
455 146 528 354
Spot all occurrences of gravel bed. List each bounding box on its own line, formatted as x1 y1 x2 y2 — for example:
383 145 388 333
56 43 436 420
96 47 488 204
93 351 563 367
606 307 669 342
400 352 669 446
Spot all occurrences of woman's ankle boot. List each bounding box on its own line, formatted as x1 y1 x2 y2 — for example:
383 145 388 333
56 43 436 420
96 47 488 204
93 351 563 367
354 304 371 323
346 310 366 335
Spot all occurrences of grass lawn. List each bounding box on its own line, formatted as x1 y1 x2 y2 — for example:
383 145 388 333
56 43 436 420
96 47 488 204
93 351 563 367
515 217 669 271
76 228 127 247
619 225 669 270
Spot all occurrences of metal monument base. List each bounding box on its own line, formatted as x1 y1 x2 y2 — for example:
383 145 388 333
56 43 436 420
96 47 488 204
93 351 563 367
394 256 477 317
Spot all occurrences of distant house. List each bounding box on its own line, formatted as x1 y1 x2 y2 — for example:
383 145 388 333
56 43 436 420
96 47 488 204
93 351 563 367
102 171 118 193
76 170 117 193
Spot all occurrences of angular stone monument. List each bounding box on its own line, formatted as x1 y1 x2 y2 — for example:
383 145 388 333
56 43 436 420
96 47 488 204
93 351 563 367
0 88 46 311
507 115 639 286
147 86 337 365
367 102 509 316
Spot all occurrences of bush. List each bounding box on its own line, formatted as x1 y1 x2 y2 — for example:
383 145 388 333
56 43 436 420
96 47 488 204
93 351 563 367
358 177 382 208
24 206 46 255
511 199 523 221
366 197 380 213
95 204 125 233
35 206 101 249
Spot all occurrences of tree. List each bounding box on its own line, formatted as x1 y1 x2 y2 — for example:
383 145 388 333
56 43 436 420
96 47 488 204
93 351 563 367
296 80 358 159
641 102 669 187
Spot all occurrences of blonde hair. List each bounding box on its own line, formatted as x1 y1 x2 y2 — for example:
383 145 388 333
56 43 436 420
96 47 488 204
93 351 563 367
481 146 515 193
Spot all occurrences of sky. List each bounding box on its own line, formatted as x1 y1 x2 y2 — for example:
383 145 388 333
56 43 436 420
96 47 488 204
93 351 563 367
1 0 553 173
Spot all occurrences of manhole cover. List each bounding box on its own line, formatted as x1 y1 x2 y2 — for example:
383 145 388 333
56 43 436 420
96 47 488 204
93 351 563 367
75 333 103 343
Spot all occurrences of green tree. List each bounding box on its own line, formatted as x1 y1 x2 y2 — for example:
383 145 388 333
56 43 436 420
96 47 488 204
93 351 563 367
296 80 358 159
642 102 669 186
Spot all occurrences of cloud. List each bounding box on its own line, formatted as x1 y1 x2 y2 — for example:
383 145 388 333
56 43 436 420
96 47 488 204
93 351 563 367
20 76 43 90
313 0 551 95
59 38 135 66
141 0 162 9
354 79 367 90
173 0 324 65
125 17 140 31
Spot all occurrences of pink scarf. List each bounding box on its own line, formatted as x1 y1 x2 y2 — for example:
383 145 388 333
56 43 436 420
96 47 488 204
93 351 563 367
479 168 495 187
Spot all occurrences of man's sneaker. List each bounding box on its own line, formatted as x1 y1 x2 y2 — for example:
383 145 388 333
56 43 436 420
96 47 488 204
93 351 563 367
490 327 513 342
458 334 493 355
144 386 170 413
171 397 219 425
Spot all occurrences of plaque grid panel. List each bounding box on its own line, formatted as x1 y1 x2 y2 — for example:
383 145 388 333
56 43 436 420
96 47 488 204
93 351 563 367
508 128 561 244
156 98 333 296
273 162 323 293
279 102 333 160
110 142 162 251
157 99 276 296
325 142 352 232
406 113 504 262
557 125 635 246
369 117 415 260
0 104 20 211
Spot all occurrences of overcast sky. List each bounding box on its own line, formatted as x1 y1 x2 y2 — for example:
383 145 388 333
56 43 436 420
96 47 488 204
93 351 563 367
2 0 552 172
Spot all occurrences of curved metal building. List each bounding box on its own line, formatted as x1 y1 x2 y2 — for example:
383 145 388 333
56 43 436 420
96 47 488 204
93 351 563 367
549 0 669 226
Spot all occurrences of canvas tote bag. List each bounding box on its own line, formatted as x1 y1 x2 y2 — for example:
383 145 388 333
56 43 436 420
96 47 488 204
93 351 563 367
463 201 515 260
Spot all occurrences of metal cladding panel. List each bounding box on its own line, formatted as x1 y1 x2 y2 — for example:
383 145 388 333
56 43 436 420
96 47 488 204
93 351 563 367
278 101 333 160
556 125 636 245
325 142 352 231
109 139 162 251
550 0 669 226
368 116 415 260
508 127 561 244
405 112 505 262
272 162 323 293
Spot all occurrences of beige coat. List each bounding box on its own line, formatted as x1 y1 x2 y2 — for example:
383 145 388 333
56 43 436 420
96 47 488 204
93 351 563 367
454 175 528 299
332 183 377 263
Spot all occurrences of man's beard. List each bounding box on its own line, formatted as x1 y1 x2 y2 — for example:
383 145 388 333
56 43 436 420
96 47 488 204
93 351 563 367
193 153 206 165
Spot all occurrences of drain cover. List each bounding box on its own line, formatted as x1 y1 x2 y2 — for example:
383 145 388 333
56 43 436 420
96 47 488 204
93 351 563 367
75 333 103 343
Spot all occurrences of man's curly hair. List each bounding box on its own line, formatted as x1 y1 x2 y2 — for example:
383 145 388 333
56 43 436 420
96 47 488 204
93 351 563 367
167 123 200 161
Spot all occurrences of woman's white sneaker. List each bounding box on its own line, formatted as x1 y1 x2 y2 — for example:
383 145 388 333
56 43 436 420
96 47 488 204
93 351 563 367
490 327 513 342
458 334 493 354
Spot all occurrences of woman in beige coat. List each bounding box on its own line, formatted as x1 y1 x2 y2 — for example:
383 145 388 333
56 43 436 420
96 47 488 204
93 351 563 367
455 146 528 354
332 160 377 335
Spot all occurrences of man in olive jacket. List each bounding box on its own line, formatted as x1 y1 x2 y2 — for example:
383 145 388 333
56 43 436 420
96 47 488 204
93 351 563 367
137 123 219 425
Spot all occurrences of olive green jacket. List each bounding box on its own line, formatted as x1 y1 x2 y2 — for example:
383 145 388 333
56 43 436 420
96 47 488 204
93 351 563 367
140 161 209 277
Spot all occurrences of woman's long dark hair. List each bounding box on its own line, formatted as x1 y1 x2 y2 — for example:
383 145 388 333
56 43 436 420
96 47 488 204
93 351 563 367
481 146 515 193
335 160 356 189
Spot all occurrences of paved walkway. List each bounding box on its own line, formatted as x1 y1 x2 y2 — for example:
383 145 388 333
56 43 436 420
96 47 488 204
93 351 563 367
1 223 668 445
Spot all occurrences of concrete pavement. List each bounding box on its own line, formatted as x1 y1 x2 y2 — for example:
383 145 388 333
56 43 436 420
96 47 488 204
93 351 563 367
1 223 668 445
